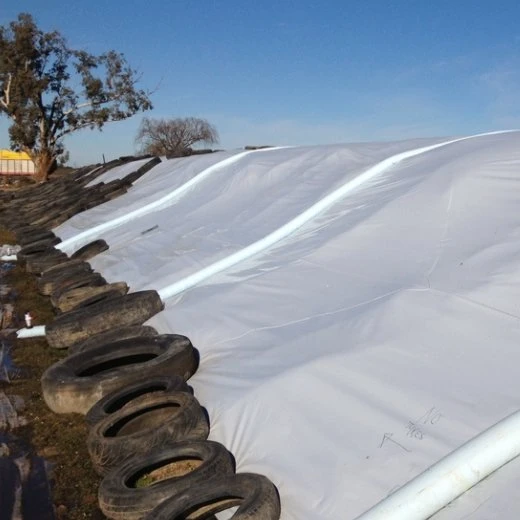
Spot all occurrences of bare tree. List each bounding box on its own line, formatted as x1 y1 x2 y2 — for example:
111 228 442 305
136 117 219 157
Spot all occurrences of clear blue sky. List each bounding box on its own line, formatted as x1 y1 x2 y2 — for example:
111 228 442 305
1 1 519 166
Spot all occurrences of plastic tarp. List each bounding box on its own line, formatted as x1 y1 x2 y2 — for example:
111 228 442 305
55 131 520 519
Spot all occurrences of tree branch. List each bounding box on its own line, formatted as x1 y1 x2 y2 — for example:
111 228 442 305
0 73 12 110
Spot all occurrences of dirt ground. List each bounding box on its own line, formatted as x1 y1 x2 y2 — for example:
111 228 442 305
0 227 104 519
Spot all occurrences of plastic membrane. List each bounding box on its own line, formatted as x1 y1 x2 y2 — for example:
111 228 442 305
38 130 520 519
57 147 287 253
355 409 520 520
158 131 510 300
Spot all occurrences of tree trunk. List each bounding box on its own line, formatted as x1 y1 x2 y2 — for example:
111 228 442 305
33 150 55 183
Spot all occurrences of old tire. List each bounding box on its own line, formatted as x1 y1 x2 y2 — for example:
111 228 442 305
38 261 94 295
85 374 190 428
25 250 69 274
54 282 129 313
48 272 108 305
98 440 235 520
70 239 109 261
40 258 92 277
17 235 61 255
143 473 281 520
15 226 54 242
41 270 105 299
41 334 198 414
45 290 164 349
17 229 57 246
68 325 158 355
87 392 209 475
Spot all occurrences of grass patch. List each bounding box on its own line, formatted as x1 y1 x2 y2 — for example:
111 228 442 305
1 228 104 519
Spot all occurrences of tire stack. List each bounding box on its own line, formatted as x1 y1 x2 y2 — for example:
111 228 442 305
0 156 161 236
6 161 282 519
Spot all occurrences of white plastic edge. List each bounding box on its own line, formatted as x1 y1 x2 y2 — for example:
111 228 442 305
16 325 46 338
354 409 520 520
158 131 513 300
57 146 289 253
0 255 17 262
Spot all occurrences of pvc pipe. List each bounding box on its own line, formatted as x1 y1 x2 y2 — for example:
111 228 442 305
158 131 513 300
354 409 520 520
16 325 46 338
58 147 288 253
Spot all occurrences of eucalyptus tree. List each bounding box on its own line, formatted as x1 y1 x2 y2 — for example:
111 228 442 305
0 13 153 181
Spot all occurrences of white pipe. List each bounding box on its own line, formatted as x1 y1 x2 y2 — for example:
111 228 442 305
57 147 288 253
16 325 46 338
158 130 513 300
354 409 520 520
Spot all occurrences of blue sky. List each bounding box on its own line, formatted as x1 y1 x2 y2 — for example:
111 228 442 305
1 1 519 166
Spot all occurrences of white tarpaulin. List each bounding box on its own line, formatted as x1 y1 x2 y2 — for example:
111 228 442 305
56 131 520 519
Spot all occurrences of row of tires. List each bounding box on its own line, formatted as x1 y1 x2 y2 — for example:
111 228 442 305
10 221 282 519
0 156 160 232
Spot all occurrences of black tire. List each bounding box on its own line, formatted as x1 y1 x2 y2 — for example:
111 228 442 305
54 282 129 313
70 239 109 261
68 325 158 355
47 272 107 305
38 262 95 295
16 228 55 245
17 230 57 246
41 270 104 298
98 440 235 520
45 290 164 349
17 238 59 262
25 250 69 274
40 258 92 277
121 156 161 185
55 286 124 314
143 473 281 520
18 234 61 251
85 374 190 428
41 334 198 414
87 392 210 475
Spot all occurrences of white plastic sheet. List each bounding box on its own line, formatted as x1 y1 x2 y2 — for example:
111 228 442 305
55 132 520 519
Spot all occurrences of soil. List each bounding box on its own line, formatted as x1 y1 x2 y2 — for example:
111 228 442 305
135 458 203 487
0 227 104 519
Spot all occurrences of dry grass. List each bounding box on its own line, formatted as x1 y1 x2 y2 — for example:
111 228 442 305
135 458 203 487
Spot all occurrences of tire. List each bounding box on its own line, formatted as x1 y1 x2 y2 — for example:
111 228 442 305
47 272 107 304
41 334 198 414
87 392 210 475
17 238 60 262
41 270 104 298
25 250 69 274
68 325 158 355
54 282 129 313
122 157 161 185
98 440 235 520
38 262 94 295
40 258 92 277
45 290 164 349
143 473 281 520
53 285 122 314
17 230 57 246
85 375 190 428
70 239 109 261
18 234 61 249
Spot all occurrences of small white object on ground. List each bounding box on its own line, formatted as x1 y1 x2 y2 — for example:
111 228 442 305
16 326 46 338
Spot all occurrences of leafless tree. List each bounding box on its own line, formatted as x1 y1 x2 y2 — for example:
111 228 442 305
136 117 219 157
